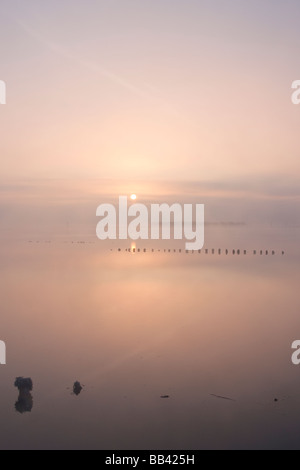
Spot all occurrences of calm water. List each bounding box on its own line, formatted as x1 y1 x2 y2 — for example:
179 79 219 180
0 186 300 449
0 236 299 449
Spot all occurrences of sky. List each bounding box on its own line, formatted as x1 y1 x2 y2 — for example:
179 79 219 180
0 0 300 184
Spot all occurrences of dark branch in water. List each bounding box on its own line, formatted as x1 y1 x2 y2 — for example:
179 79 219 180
210 394 236 402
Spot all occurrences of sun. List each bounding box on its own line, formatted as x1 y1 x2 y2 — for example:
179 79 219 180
130 194 137 201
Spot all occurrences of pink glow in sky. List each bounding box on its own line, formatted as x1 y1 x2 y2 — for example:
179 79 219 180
0 0 299 183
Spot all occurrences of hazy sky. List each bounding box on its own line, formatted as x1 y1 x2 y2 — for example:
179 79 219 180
0 0 299 182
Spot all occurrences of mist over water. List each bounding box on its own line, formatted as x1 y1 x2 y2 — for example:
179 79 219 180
0 181 299 449
1 0 300 450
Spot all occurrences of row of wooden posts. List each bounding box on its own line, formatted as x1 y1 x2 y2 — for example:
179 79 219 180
118 248 285 256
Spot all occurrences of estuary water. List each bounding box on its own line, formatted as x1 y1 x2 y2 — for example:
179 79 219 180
0 182 300 449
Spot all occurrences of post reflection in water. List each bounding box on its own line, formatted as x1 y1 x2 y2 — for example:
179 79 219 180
14 378 33 414
73 381 83 396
